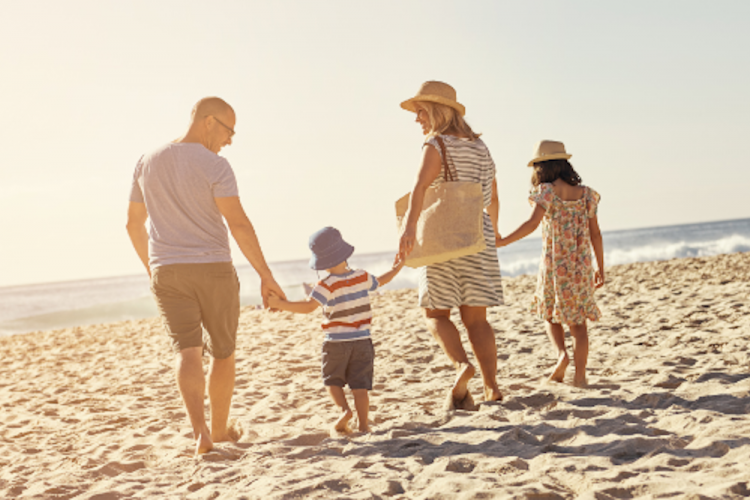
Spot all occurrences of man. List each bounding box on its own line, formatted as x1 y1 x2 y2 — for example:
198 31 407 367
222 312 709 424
126 97 285 455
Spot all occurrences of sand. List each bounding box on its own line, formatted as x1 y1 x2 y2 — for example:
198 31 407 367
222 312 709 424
1 252 749 499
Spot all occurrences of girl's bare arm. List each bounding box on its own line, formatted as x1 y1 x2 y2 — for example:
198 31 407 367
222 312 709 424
496 204 546 247
589 215 605 287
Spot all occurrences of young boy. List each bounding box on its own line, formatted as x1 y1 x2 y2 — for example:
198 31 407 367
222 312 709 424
268 226 404 435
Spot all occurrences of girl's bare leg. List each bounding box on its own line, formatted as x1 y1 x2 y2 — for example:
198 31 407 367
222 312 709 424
423 309 475 401
351 389 370 432
326 386 352 434
460 306 502 401
546 322 569 383
569 323 589 387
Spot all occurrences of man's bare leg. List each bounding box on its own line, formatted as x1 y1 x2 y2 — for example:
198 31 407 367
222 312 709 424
175 346 212 455
424 309 475 402
460 306 502 401
569 323 589 387
352 389 370 432
326 386 352 435
546 322 569 383
208 352 236 442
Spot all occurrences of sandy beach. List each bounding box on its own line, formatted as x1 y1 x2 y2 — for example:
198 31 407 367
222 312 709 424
1 252 749 499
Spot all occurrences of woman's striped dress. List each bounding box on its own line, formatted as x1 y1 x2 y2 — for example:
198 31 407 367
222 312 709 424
418 135 504 310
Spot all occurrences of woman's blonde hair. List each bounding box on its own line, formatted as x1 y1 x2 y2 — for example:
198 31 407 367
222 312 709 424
418 101 481 140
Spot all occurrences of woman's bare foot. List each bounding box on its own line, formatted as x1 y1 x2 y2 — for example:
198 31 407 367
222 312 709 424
548 352 570 383
452 362 476 401
573 376 588 388
358 422 371 433
195 433 213 455
484 386 503 402
331 408 353 436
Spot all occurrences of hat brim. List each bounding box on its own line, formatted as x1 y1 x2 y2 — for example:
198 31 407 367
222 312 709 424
527 153 572 167
400 95 466 116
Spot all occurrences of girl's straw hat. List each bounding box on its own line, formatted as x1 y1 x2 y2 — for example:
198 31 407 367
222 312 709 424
400 81 466 116
528 140 572 166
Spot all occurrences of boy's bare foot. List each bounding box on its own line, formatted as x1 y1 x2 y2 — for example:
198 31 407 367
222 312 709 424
195 433 213 456
548 352 570 383
484 386 503 402
452 362 476 401
331 408 353 436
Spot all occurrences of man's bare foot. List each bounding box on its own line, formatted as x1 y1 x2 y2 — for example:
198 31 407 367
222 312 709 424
195 433 213 456
548 352 570 383
331 408 353 436
213 419 243 443
452 362 476 401
484 386 503 402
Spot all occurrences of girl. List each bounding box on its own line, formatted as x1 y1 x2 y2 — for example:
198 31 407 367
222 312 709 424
497 140 603 386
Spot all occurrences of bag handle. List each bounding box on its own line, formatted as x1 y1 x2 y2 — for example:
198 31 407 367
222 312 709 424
434 136 456 183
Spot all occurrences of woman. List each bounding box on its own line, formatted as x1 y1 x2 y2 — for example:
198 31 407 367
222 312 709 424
399 81 504 409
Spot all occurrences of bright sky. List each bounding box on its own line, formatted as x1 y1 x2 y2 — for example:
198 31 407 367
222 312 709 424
1 1 748 288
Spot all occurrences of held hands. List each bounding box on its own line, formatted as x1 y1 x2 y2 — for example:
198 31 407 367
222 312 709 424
266 290 283 310
494 232 508 248
398 225 417 259
392 253 406 272
261 277 286 311
594 269 605 289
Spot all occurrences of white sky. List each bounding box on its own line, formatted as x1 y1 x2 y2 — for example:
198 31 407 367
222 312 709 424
1 0 748 288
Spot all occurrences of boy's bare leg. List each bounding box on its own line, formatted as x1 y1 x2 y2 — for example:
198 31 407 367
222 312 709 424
326 386 353 434
352 389 370 432
546 322 569 383
423 309 475 402
460 306 502 401
569 323 589 387
208 352 237 442
175 346 213 455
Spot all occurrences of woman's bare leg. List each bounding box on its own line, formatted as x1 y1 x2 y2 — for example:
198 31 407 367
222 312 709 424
423 308 475 401
569 323 589 386
546 321 569 383
460 306 502 401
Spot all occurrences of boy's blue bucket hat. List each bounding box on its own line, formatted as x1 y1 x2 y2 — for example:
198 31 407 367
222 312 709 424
309 227 354 270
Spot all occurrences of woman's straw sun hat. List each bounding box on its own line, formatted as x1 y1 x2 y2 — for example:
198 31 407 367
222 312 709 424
528 140 572 166
400 81 466 116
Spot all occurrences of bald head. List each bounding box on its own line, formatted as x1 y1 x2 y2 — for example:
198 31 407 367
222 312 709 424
180 97 236 153
191 97 235 123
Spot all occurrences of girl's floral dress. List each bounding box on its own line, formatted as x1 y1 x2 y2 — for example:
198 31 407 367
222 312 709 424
529 183 601 324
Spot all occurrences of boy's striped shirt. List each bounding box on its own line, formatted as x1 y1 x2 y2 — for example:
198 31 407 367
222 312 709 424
310 269 379 342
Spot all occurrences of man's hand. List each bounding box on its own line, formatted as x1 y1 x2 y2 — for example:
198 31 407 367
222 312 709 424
267 290 283 310
261 277 286 310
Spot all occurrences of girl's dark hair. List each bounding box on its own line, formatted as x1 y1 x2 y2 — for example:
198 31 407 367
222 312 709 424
531 159 582 187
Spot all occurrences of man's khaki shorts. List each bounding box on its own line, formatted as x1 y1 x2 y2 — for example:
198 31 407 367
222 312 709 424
150 262 240 359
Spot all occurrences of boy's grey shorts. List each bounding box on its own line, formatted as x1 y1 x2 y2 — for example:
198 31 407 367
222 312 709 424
321 338 374 390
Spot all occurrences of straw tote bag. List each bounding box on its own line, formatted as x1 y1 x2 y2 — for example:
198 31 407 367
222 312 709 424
396 136 486 268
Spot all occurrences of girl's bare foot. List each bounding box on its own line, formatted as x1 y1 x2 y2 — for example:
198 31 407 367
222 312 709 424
331 408 353 436
452 362 476 401
195 433 213 456
548 352 570 383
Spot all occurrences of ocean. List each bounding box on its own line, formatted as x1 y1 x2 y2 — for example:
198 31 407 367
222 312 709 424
2 217 749 336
